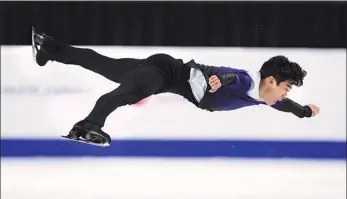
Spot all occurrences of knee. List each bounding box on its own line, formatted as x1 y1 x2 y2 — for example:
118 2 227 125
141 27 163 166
146 53 174 62
107 88 151 106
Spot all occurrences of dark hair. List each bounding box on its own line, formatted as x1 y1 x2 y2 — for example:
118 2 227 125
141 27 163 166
259 55 307 87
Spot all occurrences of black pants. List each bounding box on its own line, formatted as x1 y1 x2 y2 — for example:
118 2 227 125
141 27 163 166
51 46 198 127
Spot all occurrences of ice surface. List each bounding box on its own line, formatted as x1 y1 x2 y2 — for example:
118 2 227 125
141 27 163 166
1 158 346 199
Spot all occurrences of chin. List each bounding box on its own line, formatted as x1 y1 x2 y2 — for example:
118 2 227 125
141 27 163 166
266 100 276 106
264 101 272 105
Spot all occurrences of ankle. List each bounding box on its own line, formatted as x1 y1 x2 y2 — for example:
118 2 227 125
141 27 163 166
42 37 65 53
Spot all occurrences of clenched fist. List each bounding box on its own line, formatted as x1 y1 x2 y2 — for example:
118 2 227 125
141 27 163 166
209 75 222 93
307 104 320 117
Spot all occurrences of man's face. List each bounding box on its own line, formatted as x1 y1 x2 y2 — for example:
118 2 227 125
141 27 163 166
263 77 292 105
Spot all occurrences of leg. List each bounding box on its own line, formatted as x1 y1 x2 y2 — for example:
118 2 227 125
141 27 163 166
34 31 143 84
50 46 143 84
85 63 166 127
63 55 171 146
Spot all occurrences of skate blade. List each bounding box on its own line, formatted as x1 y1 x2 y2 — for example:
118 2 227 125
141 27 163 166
31 26 45 61
61 135 110 147
31 26 38 62
31 26 43 62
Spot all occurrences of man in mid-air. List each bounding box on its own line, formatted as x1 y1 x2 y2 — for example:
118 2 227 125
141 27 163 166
31 27 320 147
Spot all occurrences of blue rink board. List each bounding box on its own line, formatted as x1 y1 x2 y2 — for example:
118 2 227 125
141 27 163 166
1 139 346 159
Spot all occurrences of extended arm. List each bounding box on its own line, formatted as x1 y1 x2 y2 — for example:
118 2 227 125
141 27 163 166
271 98 312 118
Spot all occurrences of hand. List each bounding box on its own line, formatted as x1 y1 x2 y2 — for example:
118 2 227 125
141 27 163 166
209 75 222 93
307 104 320 117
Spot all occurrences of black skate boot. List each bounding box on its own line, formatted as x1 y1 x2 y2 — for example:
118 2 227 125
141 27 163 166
31 26 65 67
61 120 111 147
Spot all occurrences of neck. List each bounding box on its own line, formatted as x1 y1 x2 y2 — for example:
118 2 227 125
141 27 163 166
258 80 267 101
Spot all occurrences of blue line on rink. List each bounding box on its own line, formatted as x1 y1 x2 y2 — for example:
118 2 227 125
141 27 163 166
1 138 346 159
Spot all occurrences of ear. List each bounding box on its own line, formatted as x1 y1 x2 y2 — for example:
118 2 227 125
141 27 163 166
268 76 277 86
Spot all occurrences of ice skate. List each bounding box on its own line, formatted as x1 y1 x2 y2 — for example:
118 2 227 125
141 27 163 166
31 26 64 66
61 120 111 147
32 26 50 66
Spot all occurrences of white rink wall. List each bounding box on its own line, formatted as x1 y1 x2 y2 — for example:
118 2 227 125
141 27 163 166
1 46 346 140
1 46 346 199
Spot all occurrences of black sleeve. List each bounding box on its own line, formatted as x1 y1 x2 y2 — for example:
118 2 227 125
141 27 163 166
271 98 312 118
216 73 237 85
